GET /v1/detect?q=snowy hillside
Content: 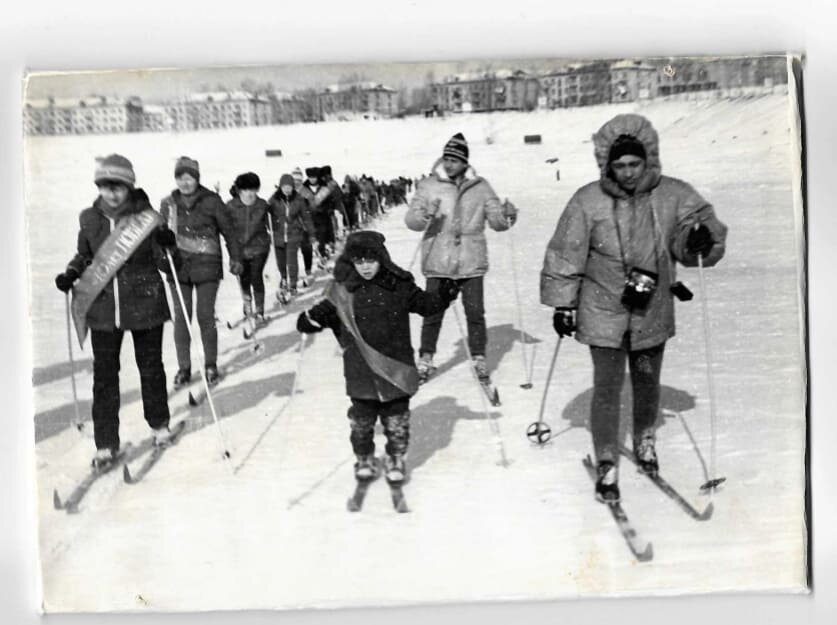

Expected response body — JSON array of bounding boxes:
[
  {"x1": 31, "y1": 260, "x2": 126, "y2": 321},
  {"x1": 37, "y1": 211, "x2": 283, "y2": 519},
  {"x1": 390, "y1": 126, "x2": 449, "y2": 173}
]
[{"x1": 24, "y1": 93, "x2": 806, "y2": 612}]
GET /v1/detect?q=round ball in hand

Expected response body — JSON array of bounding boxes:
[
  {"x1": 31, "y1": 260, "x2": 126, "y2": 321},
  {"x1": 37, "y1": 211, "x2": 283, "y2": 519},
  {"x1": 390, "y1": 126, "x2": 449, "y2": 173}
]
[{"x1": 526, "y1": 421, "x2": 552, "y2": 445}]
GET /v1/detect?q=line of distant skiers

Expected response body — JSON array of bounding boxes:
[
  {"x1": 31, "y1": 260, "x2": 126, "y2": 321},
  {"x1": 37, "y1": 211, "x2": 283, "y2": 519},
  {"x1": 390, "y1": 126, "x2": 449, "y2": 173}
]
[{"x1": 53, "y1": 153, "x2": 414, "y2": 471}]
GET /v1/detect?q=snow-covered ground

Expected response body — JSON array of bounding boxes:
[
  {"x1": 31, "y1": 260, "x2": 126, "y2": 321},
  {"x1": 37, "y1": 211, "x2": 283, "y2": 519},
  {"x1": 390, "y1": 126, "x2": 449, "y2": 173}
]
[{"x1": 24, "y1": 93, "x2": 806, "y2": 612}]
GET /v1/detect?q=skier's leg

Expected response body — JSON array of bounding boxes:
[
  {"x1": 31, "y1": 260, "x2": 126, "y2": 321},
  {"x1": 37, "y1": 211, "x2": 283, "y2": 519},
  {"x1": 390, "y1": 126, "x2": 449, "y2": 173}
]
[
  {"x1": 195, "y1": 280, "x2": 220, "y2": 371},
  {"x1": 629, "y1": 341, "x2": 666, "y2": 469},
  {"x1": 419, "y1": 277, "x2": 445, "y2": 358},
  {"x1": 461, "y1": 276, "x2": 487, "y2": 357},
  {"x1": 589, "y1": 344, "x2": 628, "y2": 466},
  {"x1": 169, "y1": 280, "x2": 194, "y2": 372},
  {"x1": 285, "y1": 241, "x2": 300, "y2": 289},
  {"x1": 300, "y1": 236, "x2": 313, "y2": 275},
  {"x1": 131, "y1": 324, "x2": 170, "y2": 431},
  {"x1": 348, "y1": 399, "x2": 376, "y2": 456},
  {"x1": 239, "y1": 257, "x2": 254, "y2": 315},
  {"x1": 249, "y1": 252, "x2": 268, "y2": 315},
  {"x1": 380, "y1": 398, "x2": 410, "y2": 459},
  {"x1": 90, "y1": 328, "x2": 124, "y2": 452}
]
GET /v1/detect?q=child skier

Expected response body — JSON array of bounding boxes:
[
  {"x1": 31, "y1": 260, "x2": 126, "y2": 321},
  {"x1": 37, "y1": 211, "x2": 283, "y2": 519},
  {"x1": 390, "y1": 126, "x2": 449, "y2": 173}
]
[
  {"x1": 268, "y1": 173, "x2": 315, "y2": 302},
  {"x1": 54, "y1": 154, "x2": 181, "y2": 469},
  {"x1": 226, "y1": 172, "x2": 270, "y2": 325},
  {"x1": 296, "y1": 231, "x2": 459, "y2": 485}
]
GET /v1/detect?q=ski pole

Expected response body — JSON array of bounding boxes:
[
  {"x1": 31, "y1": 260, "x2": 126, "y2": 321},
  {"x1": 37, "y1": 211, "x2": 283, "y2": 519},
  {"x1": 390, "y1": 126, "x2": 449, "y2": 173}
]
[
  {"x1": 527, "y1": 337, "x2": 562, "y2": 445},
  {"x1": 506, "y1": 209, "x2": 532, "y2": 389},
  {"x1": 407, "y1": 203, "x2": 438, "y2": 273},
  {"x1": 451, "y1": 302, "x2": 509, "y2": 467},
  {"x1": 166, "y1": 250, "x2": 232, "y2": 462},
  {"x1": 696, "y1": 252, "x2": 725, "y2": 494},
  {"x1": 64, "y1": 292, "x2": 85, "y2": 434}
]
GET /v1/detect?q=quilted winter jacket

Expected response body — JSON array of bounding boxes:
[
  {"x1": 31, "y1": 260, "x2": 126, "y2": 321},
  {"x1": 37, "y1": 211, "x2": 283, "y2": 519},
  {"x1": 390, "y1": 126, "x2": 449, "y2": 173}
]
[
  {"x1": 160, "y1": 186, "x2": 241, "y2": 284},
  {"x1": 404, "y1": 163, "x2": 512, "y2": 278},
  {"x1": 66, "y1": 190, "x2": 171, "y2": 332},
  {"x1": 540, "y1": 114, "x2": 728, "y2": 350},
  {"x1": 225, "y1": 196, "x2": 271, "y2": 259},
  {"x1": 268, "y1": 189, "x2": 315, "y2": 246}
]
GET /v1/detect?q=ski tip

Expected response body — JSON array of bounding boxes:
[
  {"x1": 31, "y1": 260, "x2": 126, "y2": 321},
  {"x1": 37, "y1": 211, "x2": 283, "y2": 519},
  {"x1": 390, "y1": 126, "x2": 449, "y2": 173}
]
[
  {"x1": 122, "y1": 464, "x2": 133, "y2": 484},
  {"x1": 188, "y1": 392, "x2": 198, "y2": 407},
  {"x1": 638, "y1": 543, "x2": 654, "y2": 562},
  {"x1": 519, "y1": 383, "x2": 533, "y2": 389},
  {"x1": 53, "y1": 489, "x2": 63, "y2": 510},
  {"x1": 699, "y1": 502, "x2": 715, "y2": 521}
]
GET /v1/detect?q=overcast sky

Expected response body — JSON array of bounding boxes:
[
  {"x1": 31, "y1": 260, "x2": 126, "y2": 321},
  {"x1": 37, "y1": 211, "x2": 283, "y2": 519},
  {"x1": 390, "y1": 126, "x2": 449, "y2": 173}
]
[{"x1": 24, "y1": 57, "x2": 596, "y2": 101}]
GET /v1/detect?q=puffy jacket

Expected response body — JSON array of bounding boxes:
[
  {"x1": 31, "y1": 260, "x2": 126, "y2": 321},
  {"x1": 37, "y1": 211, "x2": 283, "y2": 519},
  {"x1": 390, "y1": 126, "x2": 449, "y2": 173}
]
[
  {"x1": 268, "y1": 189, "x2": 315, "y2": 246},
  {"x1": 540, "y1": 114, "x2": 728, "y2": 350},
  {"x1": 226, "y1": 196, "x2": 270, "y2": 258},
  {"x1": 305, "y1": 257, "x2": 450, "y2": 401},
  {"x1": 66, "y1": 189, "x2": 171, "y2": 332},
  {"x1": 404, "y1": 162, "x2": 512, "y2": 278},
  {"x1": 160, "y1": 185, "x2": 241, "y2": 283}
]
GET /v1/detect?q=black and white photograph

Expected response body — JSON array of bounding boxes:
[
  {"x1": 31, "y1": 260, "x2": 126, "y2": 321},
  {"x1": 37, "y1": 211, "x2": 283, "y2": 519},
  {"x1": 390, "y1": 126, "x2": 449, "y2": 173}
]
[{"x1": 20, "y1": 50, "x2": 807, "y2": 612}]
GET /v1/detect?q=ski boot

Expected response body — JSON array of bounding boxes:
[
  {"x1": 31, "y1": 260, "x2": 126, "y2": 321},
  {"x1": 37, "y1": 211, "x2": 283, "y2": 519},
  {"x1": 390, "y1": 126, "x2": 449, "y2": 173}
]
[
  {"x1": 472, "y1": 355, "x2": 491, "y2": 384},
  {"x1": 205, "y1": 364, "x2": 221, "y2": 386},
  {"x1": 417, "y1": 353, "x2": 436, "y2": 385},
  {"x1": 91, "y1": 447, "x2": 119, "y2": 472},
  {"x1": 595, "y1": 461, "x2": 621, "y2": 504},
  {"x1": 242, "y1": 296, "x2": 253, "y2": 319},
  {"x1": 153, "y1": 425, "x2": 177, "y2": 448},
  {"x1": 173, "y1": 368, "x2": 191, "y2": 390},
  {"x1": 254, "y1": 312, "x2": 268, "y2": 329},
  {"x1": 634, "y1": 438, "x2": 659, "y2": 477},
  {"x1": 276, "y1": 279, "x2": 292, "y2": 305},
  {"x1": 384, "y1": 454, "x2": 407, "y2": 484},
  {"x1": 353, "y1": 454, "x2": 379, "y2": 480}
]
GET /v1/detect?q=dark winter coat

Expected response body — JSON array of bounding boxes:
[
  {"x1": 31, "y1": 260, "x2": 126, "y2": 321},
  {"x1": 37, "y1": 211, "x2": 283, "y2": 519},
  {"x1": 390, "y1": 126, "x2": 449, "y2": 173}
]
[
  {"x1": 225, "y1": 196, "x2": 271, "y2": 259},
  {"x1": 268, "y1": 189, "x2": 315, "y2": 246},
  {"x1": 66, "y1": 189, "x2": 171, "y2": 332},
  {"x1": 305, "y1": 259, "x2": 451, "y2": 402},
  {"x1": 540, "y1": 114, "x2": 728, "y2": 350},
  {"x1": 405, "y1": 161, "x2": 512, "y2": 279},
  {"x1": 160, "y1": 185, "x2": 241, "y2": 284}
]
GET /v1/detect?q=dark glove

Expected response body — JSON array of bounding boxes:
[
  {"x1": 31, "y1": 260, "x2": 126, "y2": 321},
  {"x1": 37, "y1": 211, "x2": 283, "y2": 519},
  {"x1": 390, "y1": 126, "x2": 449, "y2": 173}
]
[
  {"x1": 552, "y1": 308, "x2": 576, "y2": 338},
  {"x1": 54, "y1": 268, "x2": 79, "y2": 293},
  {"x1": 296, "y1": 311, "x2": 323, "y2": 333},
  {"x1": 229, "y1": 260, "x2": 244, "y2": 276},
  {"x1": 438, "y1": 278, "x2": 460, "y2": 303},
  {"x1": 154, "y1": 227, "x2": 177, "y2": 249},
  {"x1": 686, "y1": 224, "x2": 714, "y2": 257},
  {"x1": 502, "y1": 199, "x2": 518, "y2": 226}
]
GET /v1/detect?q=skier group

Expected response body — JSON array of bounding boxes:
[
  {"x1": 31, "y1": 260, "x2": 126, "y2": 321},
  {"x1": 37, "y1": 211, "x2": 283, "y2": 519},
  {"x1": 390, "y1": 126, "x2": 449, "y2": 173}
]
[{"x1": 53, "y1": 113, "x2": 727, "y2": 509}]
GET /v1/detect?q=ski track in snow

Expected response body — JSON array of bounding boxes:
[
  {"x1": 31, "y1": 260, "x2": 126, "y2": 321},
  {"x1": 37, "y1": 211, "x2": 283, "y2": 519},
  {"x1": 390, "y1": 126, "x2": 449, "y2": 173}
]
[{"x1": 26, "y1": 94, "x2": 807, "y2": 612}]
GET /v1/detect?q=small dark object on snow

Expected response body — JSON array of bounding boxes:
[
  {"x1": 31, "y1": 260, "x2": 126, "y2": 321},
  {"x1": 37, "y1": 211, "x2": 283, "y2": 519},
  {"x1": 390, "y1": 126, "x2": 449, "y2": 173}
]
[
  {"x1": 265, "y1": 149, "x2": 283, "y2": 157},
  {"x1": 545, "y1": 157, "x2": 559, "y2": 164},
  {"x1": 524, "y1": 134, "x2": 542, "y2": 144},
  {"x1": 700, "y1": 477, "x2": 727, "y2": 492},
  {"x1": 526, "y1": 421, "x2": 552, "y2": 445}
]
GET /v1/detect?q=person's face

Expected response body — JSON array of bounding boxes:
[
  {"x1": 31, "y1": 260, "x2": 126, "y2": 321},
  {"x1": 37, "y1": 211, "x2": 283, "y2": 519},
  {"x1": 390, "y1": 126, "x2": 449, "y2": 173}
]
[
  {"x1": 176, "y1": 173, "x2": 199, "y2": 195},
  {"x1": 281, "y1": 184, "x2": 294, "y2": 196},
  {"x1": 352, "y1": 258, "x2": 380, "y2": 280},
  {"x1": 97, "y1": 182, "x2": 131, "y2": 208},
  {"x1": 609, "y1": 155, "x2": 646, "y2": 193},
  {"x1": 307, "y1": 176, "x2": 319, "y2": 186},
  {"x1": 239, "y1": 188, "x2": 258, "y2": 205},
  {"x1": 442, "y1": 155, "x2": 467, "y2": 179}
]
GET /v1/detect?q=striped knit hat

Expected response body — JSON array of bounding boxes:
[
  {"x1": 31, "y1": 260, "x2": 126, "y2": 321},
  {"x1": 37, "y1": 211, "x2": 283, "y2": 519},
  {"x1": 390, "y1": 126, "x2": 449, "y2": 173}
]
[
  {"x1": 443, "y1": 132, "x2": 469, "y2": 163},
  {"x1": 94, "y1": 154, "x2": 136, "y2": 188}
]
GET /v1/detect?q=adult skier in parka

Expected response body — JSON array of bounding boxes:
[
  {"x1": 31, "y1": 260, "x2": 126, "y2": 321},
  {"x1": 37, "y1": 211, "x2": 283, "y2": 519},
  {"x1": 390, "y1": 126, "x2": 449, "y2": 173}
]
[{"x1": 540, "y1": 114, "x2": 727, "y2": 503}]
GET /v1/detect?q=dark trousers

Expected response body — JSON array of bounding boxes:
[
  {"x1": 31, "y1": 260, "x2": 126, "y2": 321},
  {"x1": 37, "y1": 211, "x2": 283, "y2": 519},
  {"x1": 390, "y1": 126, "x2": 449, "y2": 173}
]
[
  {"x1": 299, "y1": 235, "x2": 313, "y2": 274},
  {"x1": 348, "y1": 397, "x2": 410, "y2": 458},
  {"x1": 312, "y1": 213, "x2": 331, "y2": 257},
  {"x1": 589, "y1": 339, "x2": 666, "y2": 465},
  {"x1": 169, "y1": 280, "x2": 220, "y2": 370},
  {"x1": 90, "y1": 325, "x2": 170, "y2": 451},
  {"x1": 274, "y1": 241, "x2": 302, "y2": 286},
  {"x1": 239, "y1": 253, "x2": 268, "y2": 314},
  {"x1": 420, "y1": 276, "x2": 486, "y2": 358}
]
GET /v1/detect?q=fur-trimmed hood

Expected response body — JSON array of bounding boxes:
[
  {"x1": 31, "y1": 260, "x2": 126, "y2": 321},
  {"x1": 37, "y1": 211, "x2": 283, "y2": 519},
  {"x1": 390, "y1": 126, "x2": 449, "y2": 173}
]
[{"x1": 593, "y1": 114, "x2": 663, "y2": 198}]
